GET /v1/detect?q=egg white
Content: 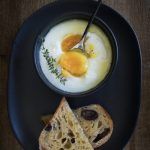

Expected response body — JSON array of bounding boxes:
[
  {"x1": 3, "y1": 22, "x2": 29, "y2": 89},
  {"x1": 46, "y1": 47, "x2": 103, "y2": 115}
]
[{"x1": 40, "y1": 19, "x2": 112, "y2": 93}]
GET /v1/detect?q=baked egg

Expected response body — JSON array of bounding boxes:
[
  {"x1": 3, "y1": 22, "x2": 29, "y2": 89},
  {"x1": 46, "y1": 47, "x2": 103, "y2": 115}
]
[{"x1": 40, "y1": 19, "x2": 112, "y2": 93}]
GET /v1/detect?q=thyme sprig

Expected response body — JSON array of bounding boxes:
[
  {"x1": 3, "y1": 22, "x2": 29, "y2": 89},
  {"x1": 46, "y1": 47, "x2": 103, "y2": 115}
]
[{"x1": 41, "y1": 38, "x2": 67, "y2": 85}]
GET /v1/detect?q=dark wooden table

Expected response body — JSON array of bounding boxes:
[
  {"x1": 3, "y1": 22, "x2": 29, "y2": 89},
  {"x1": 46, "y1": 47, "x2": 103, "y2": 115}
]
[{"x1": 0, "y1": 0, "x2": 150, "y2": 149}]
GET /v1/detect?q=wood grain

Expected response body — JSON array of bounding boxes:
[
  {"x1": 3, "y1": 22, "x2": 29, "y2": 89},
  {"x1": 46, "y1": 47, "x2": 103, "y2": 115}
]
[{"x1": 0, "y1": 0, "x2": 149, "y2": 149}]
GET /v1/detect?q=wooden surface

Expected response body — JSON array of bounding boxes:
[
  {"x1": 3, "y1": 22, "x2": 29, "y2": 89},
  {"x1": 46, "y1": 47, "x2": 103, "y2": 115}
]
[{"x1": 0, "y1": 0, "x2": 150, "y2": 149}]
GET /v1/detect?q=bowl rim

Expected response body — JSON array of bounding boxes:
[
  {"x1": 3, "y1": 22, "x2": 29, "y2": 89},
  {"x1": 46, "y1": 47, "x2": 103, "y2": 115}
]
[{"x1": 34, "y1": 12, "x2": 118, "y2": 97}]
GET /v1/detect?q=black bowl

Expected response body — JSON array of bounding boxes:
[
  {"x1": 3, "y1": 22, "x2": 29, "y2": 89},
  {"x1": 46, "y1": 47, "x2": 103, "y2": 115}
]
[{"x1": 34, "y1": 12, "x2": 118, "y2": 97}]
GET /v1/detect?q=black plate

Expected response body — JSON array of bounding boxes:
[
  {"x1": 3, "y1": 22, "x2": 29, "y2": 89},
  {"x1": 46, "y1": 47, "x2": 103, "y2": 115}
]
[{"x1": 8, "y1": 0, "x2": 141, "y2": 149}]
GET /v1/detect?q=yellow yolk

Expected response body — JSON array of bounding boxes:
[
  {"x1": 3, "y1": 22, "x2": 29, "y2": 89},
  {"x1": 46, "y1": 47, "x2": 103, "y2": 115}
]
[
  {"x1": 61, "y1": 34, "x2": 82, "y2": 52},
  {"x1": 61, "y1": 69, "x2": 71, "y2": 77},
  {"x1": 59, "y1": 51, "x2": 88, "y2": 76}
]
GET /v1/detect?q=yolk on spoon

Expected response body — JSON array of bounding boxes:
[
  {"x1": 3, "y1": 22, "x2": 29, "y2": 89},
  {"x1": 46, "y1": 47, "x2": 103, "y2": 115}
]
[
  {"x1": 61, "y1": 34, "x2": 82, "y2": 52},
  {"x1": 59, "y1": 51, "x2": 88, "y2": 77}
]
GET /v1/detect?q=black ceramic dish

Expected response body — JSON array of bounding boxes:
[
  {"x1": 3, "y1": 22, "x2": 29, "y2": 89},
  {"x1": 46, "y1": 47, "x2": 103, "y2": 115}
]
[
  {"x1": 34, "y1": 13, "x2": 118, "y2": 97},
  {"x1": 8, "y1": 0, "x2": 141, "y2": 150}
]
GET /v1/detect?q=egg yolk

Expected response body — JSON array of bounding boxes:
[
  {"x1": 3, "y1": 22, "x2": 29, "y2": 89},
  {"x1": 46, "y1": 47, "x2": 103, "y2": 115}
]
[
  {"x1": 61, "y1": 34, "x2": 82, "y2": 52},
  {"x1": 59, "y1": 51, "x2": 88, "y2": 76},
  {"x1": 61, "y1": 69, "x2": 71, "y2": 77}
]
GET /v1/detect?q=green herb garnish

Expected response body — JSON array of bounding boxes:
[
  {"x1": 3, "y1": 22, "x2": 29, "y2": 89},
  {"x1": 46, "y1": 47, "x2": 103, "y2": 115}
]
[{"x1": 41, "y1": 38, "x2": 67, "y2": 85}]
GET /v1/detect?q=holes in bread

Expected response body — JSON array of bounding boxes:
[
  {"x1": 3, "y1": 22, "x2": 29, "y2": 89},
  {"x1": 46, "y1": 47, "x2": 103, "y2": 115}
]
[
  {"x1": 71, "y1": 138, "x2": 75, "y2": 143},
  {"x1": 59, "y1": 148, "x2": 64, "y2": 150},
  {"x1": 93, "y1": 128, "x2": 110, "y2": 143},
  {"x1": 89, "y1": 136, "x2": 91, "y2": 139},
  {"x1": 81, "y1": 109, "x2": 98, "y2": 121},
  {"x1": 98, "y1": 121, "x2": 102, "y2": 128},
  {"x1": 64, "y1": 139, "x2": 72, "y2": 149},
  {"x1": 44, "y1": 123, "x2": 52, "y2": 132},
  {"x1": 68, "y1": 130, "x2": 74, "y2": 137},
  {"x1": 62, "y1": 138, "x2": 66, "y2": 143}
]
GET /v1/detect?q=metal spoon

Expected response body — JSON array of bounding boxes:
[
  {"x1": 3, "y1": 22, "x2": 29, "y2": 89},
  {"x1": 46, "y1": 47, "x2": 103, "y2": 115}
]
[{"x1": 72, "y1": 0, "x2": 102, "y2": 54}]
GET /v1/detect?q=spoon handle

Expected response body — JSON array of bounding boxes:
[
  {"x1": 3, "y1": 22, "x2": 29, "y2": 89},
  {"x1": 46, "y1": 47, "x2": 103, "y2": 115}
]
[{"x1": 81, "y1": 0, "x2": 102, "y2": 40}]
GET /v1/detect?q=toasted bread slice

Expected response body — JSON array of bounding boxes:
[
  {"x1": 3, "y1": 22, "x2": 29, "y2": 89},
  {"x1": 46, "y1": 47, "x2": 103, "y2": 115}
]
[
  {"x1": 42, "y1": 104, "x2": 113, "y2": 148},
  {"x1": 74, "y1": 104, "x2": 113, "y2": 148},
  {"x1": 39, "y1": 98, "x2": 94, "y2": 150}
]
